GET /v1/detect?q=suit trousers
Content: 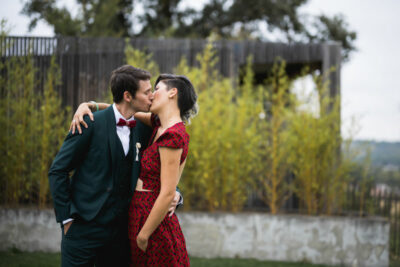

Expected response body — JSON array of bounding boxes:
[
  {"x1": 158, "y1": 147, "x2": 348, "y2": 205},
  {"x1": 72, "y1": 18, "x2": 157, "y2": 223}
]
[{"x1": 61, "y1": 216, "x2": 130, "y2": 267}]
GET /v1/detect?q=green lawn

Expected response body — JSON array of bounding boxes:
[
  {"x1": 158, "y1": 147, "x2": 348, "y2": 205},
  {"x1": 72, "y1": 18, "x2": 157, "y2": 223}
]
[
  {"x1": 0, "y1": 251, "x2": 329, "y2": 267},
  {"x1": 1, "y1": 250, "x2": 398, "y2": 267},
  {"x1": 190, "y1": 257, "x2": 328, "y2": 267}
]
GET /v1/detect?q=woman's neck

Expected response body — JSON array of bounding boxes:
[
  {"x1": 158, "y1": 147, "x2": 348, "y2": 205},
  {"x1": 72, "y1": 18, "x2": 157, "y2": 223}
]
[{"x1": 157, "y1": 108, "x2": 181, "y2": 129}]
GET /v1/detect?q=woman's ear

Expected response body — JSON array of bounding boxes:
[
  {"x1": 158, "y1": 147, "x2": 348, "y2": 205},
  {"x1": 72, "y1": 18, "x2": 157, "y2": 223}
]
[{"x1": 168, "y1": 87, "x2": 178, "y2": 98}]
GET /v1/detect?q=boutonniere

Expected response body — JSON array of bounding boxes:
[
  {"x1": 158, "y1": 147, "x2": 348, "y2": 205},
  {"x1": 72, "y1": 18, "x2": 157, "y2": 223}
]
[{"x1": 135, "y1": 142, "x2": 141, "y2": 161}]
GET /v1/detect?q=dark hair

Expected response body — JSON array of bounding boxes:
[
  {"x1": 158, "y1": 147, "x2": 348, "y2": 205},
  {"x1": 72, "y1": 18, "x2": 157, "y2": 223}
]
[
  {"x1": 110, "y1": 65, "x2": 151, "y2": 103},
  {"x1": 155, "y1": 74, "x2": 198, "y2": 123}
]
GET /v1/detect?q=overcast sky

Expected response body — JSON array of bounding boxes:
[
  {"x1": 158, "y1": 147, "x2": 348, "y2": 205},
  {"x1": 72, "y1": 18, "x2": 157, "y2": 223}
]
[{"x1": 1, "y1": 0, "x2": 399, "y2": 142}]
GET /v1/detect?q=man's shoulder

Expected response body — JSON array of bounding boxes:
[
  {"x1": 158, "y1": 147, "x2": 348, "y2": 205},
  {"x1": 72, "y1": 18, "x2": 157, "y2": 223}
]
[
  {"x1": 91, "y1": 107, "x2": 112, "y2": 125},
  {"x1": 93, "y1": 108, "x2": 109, "y2": 119}
]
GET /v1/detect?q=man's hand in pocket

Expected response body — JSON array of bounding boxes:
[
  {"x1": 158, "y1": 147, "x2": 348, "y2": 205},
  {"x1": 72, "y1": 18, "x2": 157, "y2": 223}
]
[{"x1": 64, "y1": 221, "x2": 73, "y2": 235}]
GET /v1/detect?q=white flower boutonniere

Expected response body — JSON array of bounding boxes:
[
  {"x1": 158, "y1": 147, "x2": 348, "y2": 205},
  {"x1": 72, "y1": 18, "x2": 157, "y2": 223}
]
[{"x1": 135, "y1": 142, "x2": 141, "y2": 161}]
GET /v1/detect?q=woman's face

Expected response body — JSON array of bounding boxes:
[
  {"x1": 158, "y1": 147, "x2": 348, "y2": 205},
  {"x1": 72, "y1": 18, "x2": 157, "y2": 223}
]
[{"x1": 150, "y1": 81, "x2": 169, "y2": 114}]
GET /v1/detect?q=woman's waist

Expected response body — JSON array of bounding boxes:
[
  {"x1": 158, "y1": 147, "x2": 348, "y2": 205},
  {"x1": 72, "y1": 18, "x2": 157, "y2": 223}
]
[{"x1": 130, "y1": 190, "x2": 158, "y2": 210}]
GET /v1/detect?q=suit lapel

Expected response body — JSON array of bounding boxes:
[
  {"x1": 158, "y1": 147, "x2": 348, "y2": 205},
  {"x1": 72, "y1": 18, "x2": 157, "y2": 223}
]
[
  {"x1": 105, "y1": 106, "x2": 118, "y2": 173},
  {"x1": 129, "y1": 127, "x2": 137, "y2": 156},
  {"x1": 130, "y1": 126, "x2": 136, "y2": 158},
  {"x1": 130, "y1": 124, "x2": 140, "y2": 195}
]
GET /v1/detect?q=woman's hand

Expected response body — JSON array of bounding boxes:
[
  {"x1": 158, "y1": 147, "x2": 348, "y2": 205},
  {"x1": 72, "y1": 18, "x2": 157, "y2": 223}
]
[
  {"x1": 168, "y1": 191, "x2": 181, "y2": 217},
  {"x1": 136, "y1": 232, "x2": 149, "y2": 252},
  {"x1": 69, "y1": 102, "x2": 94, "y2": 134}
]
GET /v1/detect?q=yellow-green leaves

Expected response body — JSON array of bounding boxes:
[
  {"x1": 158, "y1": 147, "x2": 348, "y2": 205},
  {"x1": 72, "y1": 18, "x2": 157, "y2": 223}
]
[{"x1": 0, "y1": 43, "x2": 70, "y2": 206}]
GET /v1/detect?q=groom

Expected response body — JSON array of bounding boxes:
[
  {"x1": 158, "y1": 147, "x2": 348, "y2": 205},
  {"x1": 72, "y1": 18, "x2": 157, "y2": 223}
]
[{"x1": 49, "y1": 65, "x2": 176, "y2": 266}]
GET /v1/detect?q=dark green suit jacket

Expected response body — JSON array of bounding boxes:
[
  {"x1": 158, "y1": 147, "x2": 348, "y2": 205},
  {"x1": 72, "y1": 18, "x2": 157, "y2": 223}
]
[{"x1": 48, "y1": 106, "x2": 152, "y2": 223}]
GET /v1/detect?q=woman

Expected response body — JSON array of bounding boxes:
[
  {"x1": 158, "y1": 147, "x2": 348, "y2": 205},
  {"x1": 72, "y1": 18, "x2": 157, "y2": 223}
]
[
  {"x1": 71, "y1": 74, "x2": 197, "y2": 266},
  {"x1": 129, "y1": 74, "x2": 197, "y2": 266}
]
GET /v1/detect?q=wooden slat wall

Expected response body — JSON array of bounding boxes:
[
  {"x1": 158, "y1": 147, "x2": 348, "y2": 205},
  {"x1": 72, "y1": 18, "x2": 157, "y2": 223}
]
[{"x1": 1, "y1": 36, "x2": 341, "y2": 109}]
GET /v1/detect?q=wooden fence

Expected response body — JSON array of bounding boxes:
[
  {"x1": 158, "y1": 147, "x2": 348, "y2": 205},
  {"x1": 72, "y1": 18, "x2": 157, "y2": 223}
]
[
  {"x1": 345, "y1": 185, "x2": 400, "y2": 261},
  {"x1": 1, "y1": 36, "x2": 341, "y2": 109}
]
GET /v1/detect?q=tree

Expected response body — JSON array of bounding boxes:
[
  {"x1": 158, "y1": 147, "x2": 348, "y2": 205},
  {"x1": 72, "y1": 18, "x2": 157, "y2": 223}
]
[
  {"x1": 22, "y1": 0, "x2": 133, "y2": 37},
  {"x1": 306, "y1": 14, "x2": 357, "y2": 62},
  {"x1": 137, "y1": 0, "x2": 182, "y2": 37},
  {"x1": 22, "y1": 0, "x2": 357, "y2": 60},
  {"x1": 175, "y1": 0, "x2": 306, "y2": 39},
  {"x1": 174, "y1": 0, "x2": 356, "y2": 61}
]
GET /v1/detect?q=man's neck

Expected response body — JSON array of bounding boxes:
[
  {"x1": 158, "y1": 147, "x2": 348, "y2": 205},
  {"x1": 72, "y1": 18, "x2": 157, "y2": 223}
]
[{"x1": 115, "y1": 102, "x2": 135, "y2": 120}]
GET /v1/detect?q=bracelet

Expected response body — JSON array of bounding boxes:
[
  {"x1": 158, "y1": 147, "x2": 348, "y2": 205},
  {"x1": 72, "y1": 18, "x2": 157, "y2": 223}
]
[{"x1": 89, "y1": 101, "x2": 99, "y2": 112}]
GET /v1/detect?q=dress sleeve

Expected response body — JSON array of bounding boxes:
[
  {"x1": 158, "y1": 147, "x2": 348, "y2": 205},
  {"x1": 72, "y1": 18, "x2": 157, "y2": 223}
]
[
  {"x1": 150, "y1": 113, "x2": 161, "y2": 128},
  {"x1": 157, "y1": 130, "x2": 185, "y2": 149}
]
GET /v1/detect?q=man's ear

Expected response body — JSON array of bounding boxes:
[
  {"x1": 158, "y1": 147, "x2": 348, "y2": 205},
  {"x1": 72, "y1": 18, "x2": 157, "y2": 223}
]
[
  {"x1": 168, "y1": 88, "x2": 178, "y2": 98},
  {"x1": 123, "y1": 91, "x2": 134, "y2": 102}
]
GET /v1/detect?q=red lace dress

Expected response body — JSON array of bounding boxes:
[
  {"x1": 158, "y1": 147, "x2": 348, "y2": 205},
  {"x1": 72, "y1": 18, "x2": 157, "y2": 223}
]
[{"x1": 128, "y1": 114, "x2": 190, "y2": 267}]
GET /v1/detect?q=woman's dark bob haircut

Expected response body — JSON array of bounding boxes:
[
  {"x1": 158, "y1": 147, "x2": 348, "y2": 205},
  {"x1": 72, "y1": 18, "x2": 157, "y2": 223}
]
[{"x1": 155, "y1": 74, "x2": 198, "y2": 122}]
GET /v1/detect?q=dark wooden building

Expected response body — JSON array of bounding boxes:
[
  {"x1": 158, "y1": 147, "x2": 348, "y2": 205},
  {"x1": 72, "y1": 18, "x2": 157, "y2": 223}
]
[{"x1": 1, "y1": 36, "x2": 341, "y2": 109}]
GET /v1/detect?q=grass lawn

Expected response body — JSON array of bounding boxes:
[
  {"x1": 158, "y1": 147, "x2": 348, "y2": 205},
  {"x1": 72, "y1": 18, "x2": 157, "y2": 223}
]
[
  {"x1": 0, "y1": 251, "x2": 330, "y2": 267},
  {"x1": 1, "y1": 250, "x2": 397, "y2": 266},
  {"x1": 190, "y1": 257, "x2": 328, "y2": 267}
]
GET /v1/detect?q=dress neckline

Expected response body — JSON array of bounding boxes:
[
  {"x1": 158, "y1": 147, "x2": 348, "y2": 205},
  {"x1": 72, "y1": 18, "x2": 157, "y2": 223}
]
[{"x1": 150, "y1": 121, "x2": 184, "y2": 146}]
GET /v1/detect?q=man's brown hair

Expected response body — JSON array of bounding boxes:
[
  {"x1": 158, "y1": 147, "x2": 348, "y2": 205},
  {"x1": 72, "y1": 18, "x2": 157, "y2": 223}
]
[{"x1": 110, "y1": 65, "x2": 151, "y2": 103}]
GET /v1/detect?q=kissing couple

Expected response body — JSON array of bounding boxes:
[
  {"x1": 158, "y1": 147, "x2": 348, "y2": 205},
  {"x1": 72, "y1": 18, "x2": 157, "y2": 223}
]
[{"x1": 49, "y1": 65, "x2": 198, "y2": 266}]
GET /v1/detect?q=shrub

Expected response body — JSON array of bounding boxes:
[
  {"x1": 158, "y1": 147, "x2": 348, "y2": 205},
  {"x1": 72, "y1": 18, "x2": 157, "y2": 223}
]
[{"x1": 0, "y1": 30, "x2": 70, "y2": 206}]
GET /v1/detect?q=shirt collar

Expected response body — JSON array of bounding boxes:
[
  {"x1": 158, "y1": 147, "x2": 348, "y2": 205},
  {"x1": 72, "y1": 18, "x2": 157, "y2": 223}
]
[{"x1": 112, "y1": 103, "x2": 135, "y2": 124}]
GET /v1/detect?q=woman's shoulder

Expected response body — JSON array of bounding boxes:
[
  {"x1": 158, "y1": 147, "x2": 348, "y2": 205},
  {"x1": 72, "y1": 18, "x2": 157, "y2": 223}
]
[
  {"x1": 168, "y1": 122, "x2": 189, "y2": 138},
  {"x1": 157, "y1": 123, "x2": 189, "y2": 148}
]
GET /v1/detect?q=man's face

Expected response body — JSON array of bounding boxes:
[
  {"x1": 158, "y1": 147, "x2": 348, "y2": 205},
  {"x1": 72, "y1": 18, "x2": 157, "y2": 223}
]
[{"x1": 131, "y1": 79, "x2": 153, "y2": 112}]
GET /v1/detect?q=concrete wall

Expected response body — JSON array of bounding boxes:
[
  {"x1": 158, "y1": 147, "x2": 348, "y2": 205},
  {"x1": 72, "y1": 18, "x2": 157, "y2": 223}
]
[
  {"x1": 179, "y1": 212, "x2": 389, "y2": 267},
  {"x1": 0, "y1": 209, "x2": 60, "y2": 252},
  {"x1": 0, "y1": 209, "x2": 389, "y2": 267}
]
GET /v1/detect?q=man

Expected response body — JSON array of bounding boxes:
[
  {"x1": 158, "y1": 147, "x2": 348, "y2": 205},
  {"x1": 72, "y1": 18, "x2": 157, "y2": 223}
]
[{"x1": 49, "y1": 65, "x2": 180, "y2": 266}]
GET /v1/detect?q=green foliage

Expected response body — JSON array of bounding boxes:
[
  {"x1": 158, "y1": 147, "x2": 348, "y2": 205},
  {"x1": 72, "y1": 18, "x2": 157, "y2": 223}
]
[
  {"x1": 22, "y1": 0, "x2": 133, "y2": 37},
  {"x1": 0, "y1": 33, "x2": 70, "y2": 206},
  {"x1": 255, "y1": 60, "x2": 293, "y2": 214},
  {"x1": 349, "y1": 148, "x2": 375, "y2": 215},
  {"x1": 36, "y1": 56, "x2": 71, "y2": 207},
  {"x1": 0, "y1": 36, "x2": 360, "y2": 212},
  {"x1": 0, "y1": 54, "x2": 37, "y2": 204},
  {"x1": 307, "y1": 14, "x2": 357, "y2": 62},
  {"x1": 173, "y1": 44, "x2": 265, "y2": 211},
  {"x1": 137, "y1": 0, "x2": 182, "y2": 37},
  {"x1": 287, "y1": 72, "x2": 351, "y2": 215},
  {"x1": 124, "y1": 43, "x2": 359, "y2": 213}
]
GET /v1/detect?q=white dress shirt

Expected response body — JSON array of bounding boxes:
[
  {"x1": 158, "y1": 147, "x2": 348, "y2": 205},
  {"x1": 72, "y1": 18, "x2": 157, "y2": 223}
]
[{"x1": 113, "y1": 103, "x2": 135, "y2": 155}]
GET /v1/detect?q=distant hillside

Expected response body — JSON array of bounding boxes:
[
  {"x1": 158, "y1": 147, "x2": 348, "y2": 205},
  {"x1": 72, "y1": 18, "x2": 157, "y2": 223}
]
[{"x1": 351, "y1": 140, "x2": 400, "y2": 167}]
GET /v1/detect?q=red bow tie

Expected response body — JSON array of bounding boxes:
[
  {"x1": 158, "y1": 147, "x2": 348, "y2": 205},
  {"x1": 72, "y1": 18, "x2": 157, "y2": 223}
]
[{"x1": 117, "y1": 118, "x2": 136, "y2": 128}]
